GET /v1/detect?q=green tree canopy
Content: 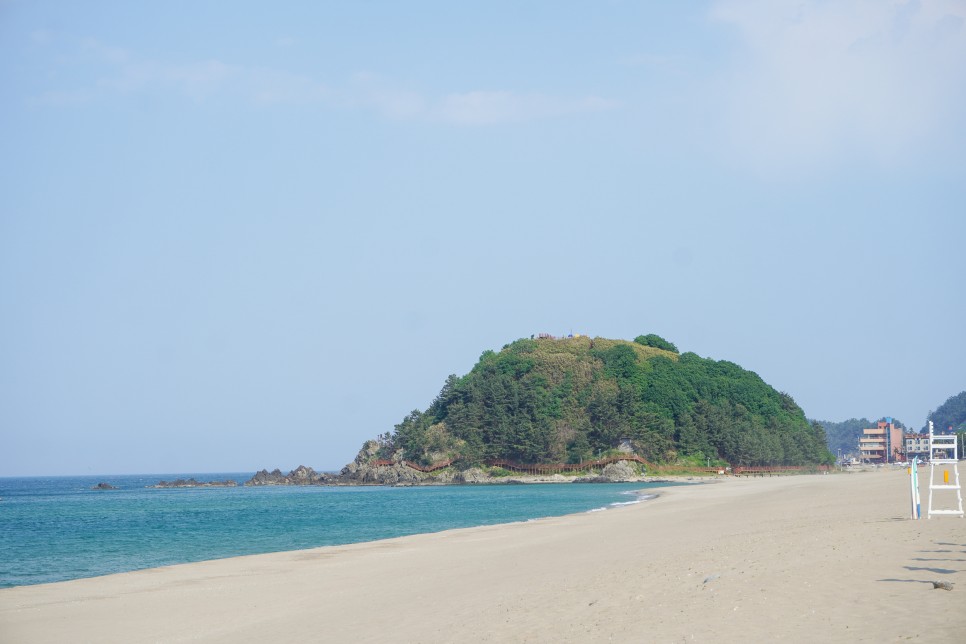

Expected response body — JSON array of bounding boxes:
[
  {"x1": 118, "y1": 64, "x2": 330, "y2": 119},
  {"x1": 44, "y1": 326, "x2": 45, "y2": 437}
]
[
  {"x1": 926, "y1": 391, "x2": 966, "y2": 433},
  {"x1": 634, "y1": 334, "x2": 678, "y2": 353},
  {"x1": 381, "y1": 336, "x2": 832, "y2": 467}
]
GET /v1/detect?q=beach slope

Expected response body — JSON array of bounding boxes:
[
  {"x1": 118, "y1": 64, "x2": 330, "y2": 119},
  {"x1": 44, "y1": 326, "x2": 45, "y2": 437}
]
[{"x1": 2, "y1": 469, "x2": 964, "y2": 642}]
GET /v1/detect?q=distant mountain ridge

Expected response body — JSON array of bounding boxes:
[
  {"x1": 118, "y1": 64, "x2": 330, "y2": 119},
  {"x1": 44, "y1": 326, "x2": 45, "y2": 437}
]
[
  {"x1": 376, "y1": 335, "x2": 833, "y2": 468},
  {"x1": 812, "y1": 417, "x2": 907, "y2": 460},
  {"x1": 815, "y1": 391, "x2": 966, "y2": 460},
  {"x1": 925, "y1": 391, "x2": 966, "y2": 433}
]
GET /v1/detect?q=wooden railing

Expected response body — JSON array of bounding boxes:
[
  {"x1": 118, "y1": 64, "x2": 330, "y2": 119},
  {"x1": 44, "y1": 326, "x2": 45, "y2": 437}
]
[
  {"x1": 370, "y1": 458, "x2": 455, "y2": 473},
  {"x1": 484, "y1": 454, "x2": 650, "y2": 475},
  {"x1": 732, "y1": 465, "x2": 831, "y2": 476},
  {"x1": 369, "y1": 456, "x2": 831, "y2": 477},
  {"x1": 369, "y1": 455, "x2": 650, "y2": 475}
]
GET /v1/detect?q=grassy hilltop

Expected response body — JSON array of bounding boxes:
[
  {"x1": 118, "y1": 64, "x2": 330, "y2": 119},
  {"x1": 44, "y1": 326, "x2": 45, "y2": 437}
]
[{"x1": 380, "y1": 335, "x2": 834, "y2": 468}]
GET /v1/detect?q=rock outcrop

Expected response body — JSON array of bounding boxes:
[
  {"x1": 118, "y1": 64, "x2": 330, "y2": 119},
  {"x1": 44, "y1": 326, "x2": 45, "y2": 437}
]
[
  {"x1": 249, "y1": 445, "x2": 646, "y2": 487},
  {"x1": 245, "y1": 465, "x2": 329, "y2": 486},
  {"x1": 601, "y1": 460, "x2": 638, "y2": 481},
  {"x1": 454, "y1": 468, "x2": 489, "y2": 484},
  {"x1": 91, "y1": 482, "x2": 118, "y2": 490},
  {"x1": 335, "y1": 441, "x2": 428, "y2": 485},
  {"x1": 573, "y1": 461, "x2": 640, "y2": 483},
  {"x1": 342, "y1": 460, "x2": 426, "y2": 486}
]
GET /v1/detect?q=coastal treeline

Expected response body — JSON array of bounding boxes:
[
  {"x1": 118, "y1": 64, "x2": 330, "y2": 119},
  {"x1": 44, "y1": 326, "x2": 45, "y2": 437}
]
[
  {"x1": 382, "y1": 336, "x2": 833, "y2": 468},
  {"x1": 813, "y1": 417, "x2": 907, "y2": 460},
  {"x1": 925, "y1": 390, "x2": 966, "y2": 433}
]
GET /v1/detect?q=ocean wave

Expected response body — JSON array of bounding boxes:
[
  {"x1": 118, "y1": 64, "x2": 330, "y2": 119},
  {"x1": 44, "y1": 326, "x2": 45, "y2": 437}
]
[
  {"x1": 586, "y1": 492, "x2": 658, "y2": 513},
  {"x1": 612, "y1": 491, "x2": 658, "y2": 509}
]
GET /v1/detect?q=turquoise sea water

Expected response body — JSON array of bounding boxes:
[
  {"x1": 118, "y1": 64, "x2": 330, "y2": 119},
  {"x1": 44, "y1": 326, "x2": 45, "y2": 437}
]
[{"x1": 0, "y1": 474, "x2": 673, "y2": 588}]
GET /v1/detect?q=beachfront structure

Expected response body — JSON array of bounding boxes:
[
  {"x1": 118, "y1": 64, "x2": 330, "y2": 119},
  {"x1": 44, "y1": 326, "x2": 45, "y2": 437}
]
[
  {"x1": 926, "y1": 421, "x2": 963, "y2": 518},
  {"x1": 858, "y1": 418, "x2": 904, "y2": 463},
  {"x1": 905, "y1": 433, "x2": 931, "y2": 459}
]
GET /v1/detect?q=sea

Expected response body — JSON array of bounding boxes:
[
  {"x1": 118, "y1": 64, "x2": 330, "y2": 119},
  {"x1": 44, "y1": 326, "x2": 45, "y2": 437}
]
[{"x1": 0, "y1": 474, "x2": 674, "y2": 588}]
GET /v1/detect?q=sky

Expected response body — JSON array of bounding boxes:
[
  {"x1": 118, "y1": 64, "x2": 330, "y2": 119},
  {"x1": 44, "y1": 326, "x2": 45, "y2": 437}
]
[{"x1": 1, "y1": 0, "x2": 964, "y2": 476}]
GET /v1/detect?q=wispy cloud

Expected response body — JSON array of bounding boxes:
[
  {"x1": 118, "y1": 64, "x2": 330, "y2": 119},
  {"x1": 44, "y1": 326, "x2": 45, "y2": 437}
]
[
  {"x1": 709, "y1": 0, "x2": 966, "y2": 169},
  {"x1": 28, "y1": 38, "x2": 618, "y2": 125}
]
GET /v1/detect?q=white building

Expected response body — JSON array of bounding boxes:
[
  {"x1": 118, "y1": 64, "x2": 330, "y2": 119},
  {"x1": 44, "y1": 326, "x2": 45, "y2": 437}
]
[{"x1": 905, "y1": 433, "x2": 930, "y2": 458}]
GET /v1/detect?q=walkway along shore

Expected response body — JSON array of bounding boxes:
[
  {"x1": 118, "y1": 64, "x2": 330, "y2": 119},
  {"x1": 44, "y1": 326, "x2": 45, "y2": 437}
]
[{"x1": 369, "y1": 453, "x2": 831, "y2": 476}]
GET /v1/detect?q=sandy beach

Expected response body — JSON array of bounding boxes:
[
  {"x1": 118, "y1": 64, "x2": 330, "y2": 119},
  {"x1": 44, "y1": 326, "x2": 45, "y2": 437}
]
[{"x1": 2, "y1": 468, "x2": 964, "y2": 643}]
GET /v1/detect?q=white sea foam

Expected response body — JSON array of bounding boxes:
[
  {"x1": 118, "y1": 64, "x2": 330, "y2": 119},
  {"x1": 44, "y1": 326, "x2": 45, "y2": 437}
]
[
  {"x1": 609, "y1": 492, "x2": 657, "y2": 508},
  {"x1": 587, "y1": 491, "x2": 659, "y2": 513}
]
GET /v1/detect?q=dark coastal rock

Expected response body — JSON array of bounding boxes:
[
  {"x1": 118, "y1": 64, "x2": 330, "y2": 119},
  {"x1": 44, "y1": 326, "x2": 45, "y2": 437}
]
[
  {"x1": 572, "y1": 475, "x2": 611, "y2": 483},
  {"x1": 289, "y1": 464, "x2": 325, "y2": 483},
  {"x1": 247, "y1": 468, "x2": 288, "y2": 485},
  {"x1": 252, "y1": 442, "x2": 648, "y2": 488},
  {"x1": 338, "y1": 440, "x2": 381, "y2": 479},
  {"x1": 91, "y1": 482, "x2": 118, "y2": 490},
  {"x1": 245, "y1": 465, "x2": 329, "y2": 486},
  {"x1": 454, "y1": 468, "x2": 489, "y2": 484},
  {"x1": 601, "y1": 461, "x2": 638, "y2": 481},
  {"x1": 152, "y1": 478, "x2": 238, "y2": 488},
  {"x1": 571, "y1": 461, "x2": 640, "y2": 483},
  {"x1": 250, "y1": 442, "x2": 448, "y2": 487},
  {"x1": 337, "y1": 442, "x2": 432, "y2": 486},
  {"x1": 344, "y1": 461, "x2": 425, "y2": 486}
]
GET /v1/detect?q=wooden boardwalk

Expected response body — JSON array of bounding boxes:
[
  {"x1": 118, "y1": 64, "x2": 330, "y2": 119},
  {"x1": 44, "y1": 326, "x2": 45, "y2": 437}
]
[
  {"x1": 732, "y1": 465, "x2": 831, "y2": 476},
  {"x1": 369, "y1": 455, "x2": 648, "y2": 475},
  {"x1": 484, "y1": 454, "x2": 650, "y2": 475},
  {"x1": 369, "y1": 456, "x2": 831, "y2": 477},
  {"x1": 370, "y1": 458, "x2": 455, "y2": 473}
]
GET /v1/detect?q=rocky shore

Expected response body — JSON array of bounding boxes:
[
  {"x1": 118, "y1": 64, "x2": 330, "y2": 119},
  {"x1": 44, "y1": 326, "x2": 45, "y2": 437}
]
[
  {"x1": 247, "y1": 465, "x2": 331, "y2": 486},
  {"x1": 245, "y1": 441, "x2": 651, "y2": 487}
]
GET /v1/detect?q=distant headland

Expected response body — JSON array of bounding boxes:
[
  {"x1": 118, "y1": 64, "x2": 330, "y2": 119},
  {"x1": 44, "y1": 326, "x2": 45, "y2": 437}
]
[{"x1": 243, "y1": 334, "x2": 834, "y2": 486}]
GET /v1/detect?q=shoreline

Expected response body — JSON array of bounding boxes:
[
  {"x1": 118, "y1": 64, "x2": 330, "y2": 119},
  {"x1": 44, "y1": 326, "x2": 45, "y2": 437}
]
[
  {"x1": 2, "y1": 469, "x2": 964, "y2": 642},
  {"x1": 1, "y1": 479, "x2": 672, "y2": 589}
]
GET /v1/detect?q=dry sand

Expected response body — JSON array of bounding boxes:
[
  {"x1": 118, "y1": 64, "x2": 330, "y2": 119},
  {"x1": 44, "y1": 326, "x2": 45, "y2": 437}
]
[{"x1": 2, "y1": 468, "x2": 965, "y2": 643}]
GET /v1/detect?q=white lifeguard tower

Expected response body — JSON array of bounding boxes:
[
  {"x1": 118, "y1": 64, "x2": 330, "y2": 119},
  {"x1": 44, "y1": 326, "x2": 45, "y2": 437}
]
[{"x1": 927, "y1": 421, "x2": 963, "y2": 519}]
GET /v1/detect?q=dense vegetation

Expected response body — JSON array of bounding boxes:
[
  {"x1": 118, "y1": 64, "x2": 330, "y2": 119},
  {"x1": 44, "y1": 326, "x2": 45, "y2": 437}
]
[
  {"x1": 381, "y1": 336, "x2": 833, "y2": 468},
  {"x1": 925, "y1": 391, "x2": 966, "y2": 433}
]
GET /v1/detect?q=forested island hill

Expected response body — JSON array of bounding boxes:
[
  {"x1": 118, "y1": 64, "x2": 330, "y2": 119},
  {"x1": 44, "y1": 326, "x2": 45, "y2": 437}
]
[{"x1": 252, "y1": 334, "x2": 834, "y2": 485}]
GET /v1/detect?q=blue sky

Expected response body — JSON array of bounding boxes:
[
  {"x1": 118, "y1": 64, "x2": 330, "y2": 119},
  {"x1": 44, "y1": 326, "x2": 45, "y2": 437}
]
[{"x1": 2, "y1": 1, "x2": 964, "y2": 476}]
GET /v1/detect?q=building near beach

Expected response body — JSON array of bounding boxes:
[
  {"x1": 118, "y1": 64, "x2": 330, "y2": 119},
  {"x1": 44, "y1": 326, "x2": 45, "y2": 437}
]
[
  {"x1": 858, "y1": 418, "x2": 904, "y2": 463},
  {"x1": 904, "y1": 433, "x2": 930, "y2": 459}
]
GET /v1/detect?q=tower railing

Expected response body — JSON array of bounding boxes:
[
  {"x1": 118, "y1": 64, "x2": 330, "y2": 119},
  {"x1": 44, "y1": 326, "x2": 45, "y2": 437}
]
[{"x1": 927, "y1": 421, "x2": 963, "y2": 519}]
